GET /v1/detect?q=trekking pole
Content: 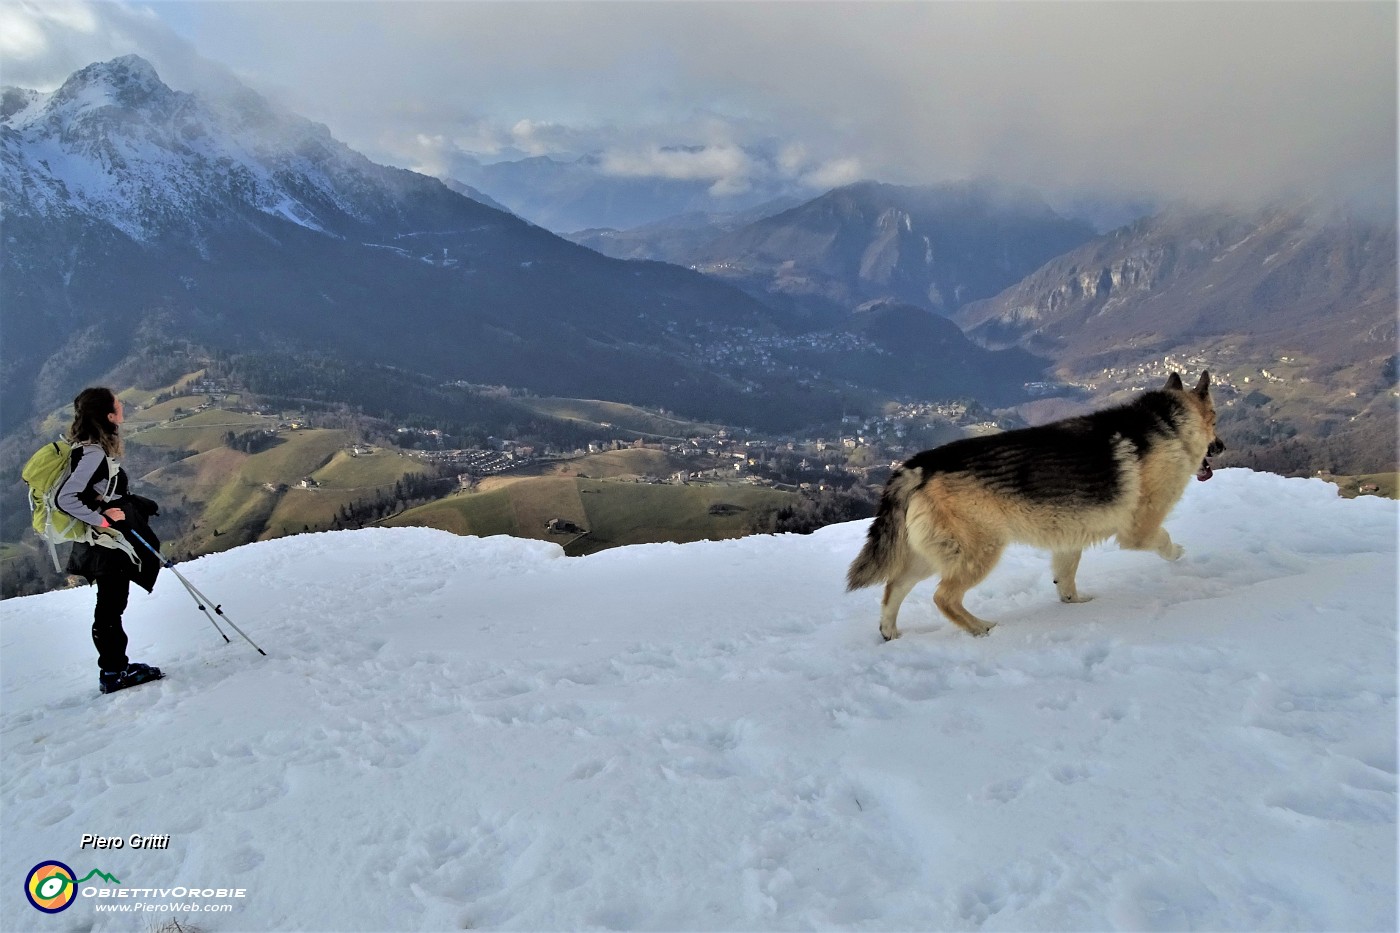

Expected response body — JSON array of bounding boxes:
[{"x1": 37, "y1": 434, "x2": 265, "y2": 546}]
[
  {"x1": 111, "y1": 533, "x2": 230, "y2": 643},
  {"x1": 127, "y1": 530, "x2": 267, "y2": 656},
  {"x1": 158, "y1": 558, "x2": 231, "y2": 644},
  {"x1": 102, "y1": 522, "x2": 228, "y2": 643}
]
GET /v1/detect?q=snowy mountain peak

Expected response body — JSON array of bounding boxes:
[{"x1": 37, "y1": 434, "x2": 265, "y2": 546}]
[
  {"x1": 57, "y1": 54, "x2": 166, "y2": 103},
  {"x1": 6, "y1": 55, "x2": 184, "y2": 135},
  {"x1": 1, "y1": 55, "x2": 482, "y2": 243}
]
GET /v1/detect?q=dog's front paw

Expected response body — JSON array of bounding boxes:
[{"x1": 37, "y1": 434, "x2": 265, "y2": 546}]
[
  {"x1": 1161, "y1": 543, "x2": 1185, "y2": 561},
  {"x1": 1060, "y1": 593, "x2": 1094, "y2": 604},
  {"x1": 880, "y1": 626, "x2": 901, "y2": 642}
]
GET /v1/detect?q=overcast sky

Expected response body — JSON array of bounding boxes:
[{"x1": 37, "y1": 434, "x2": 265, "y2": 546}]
[{"x1": 3, "y1": 1, "x2": 1395, "y2": 214}]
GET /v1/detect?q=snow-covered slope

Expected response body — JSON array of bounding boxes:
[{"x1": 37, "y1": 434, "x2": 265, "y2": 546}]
[{"x1": 2, "y1": 470, "x2": 1395, "y2": 930}]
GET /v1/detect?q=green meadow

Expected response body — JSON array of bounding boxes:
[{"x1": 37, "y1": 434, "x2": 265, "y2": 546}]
[
  {"x1": 388, "y1": 471, "x2": 794, "y2": 554},
  {"x1": 520, "y1": 397, "x2": 723, "y2": 439}
]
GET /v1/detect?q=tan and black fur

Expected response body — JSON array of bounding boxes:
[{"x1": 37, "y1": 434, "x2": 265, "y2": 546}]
[{"x1": 848, "y1": 372, "x2": 1225, "y2": 641}]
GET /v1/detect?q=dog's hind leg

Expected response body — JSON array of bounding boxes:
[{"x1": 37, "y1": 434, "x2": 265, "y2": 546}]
[
  {"x1": 933, "y1": 548, "x2": 1003, "y2": 637},
  {"x1": 1052, "y1": 549, "x2": 1093, "y2": 603}
]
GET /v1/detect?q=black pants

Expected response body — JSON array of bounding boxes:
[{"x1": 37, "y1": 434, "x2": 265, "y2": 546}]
[{"x1": 93, "y1": 574, "x2": 130, "y2": 673}]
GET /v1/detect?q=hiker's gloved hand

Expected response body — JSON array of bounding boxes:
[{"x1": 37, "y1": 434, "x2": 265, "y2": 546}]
[
  {"x1": 127, "y1": 495, "x2": 160, "y2": 518},
  {"x1": 100, "y1": 507, "x2": 126, "y2": 526}
]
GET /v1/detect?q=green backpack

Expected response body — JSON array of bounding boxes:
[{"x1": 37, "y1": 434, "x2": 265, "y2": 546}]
[{"x1": 21, "y1": 439, "x2": 116, "y2": 571}]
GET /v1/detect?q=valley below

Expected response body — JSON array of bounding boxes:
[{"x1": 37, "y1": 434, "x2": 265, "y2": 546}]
[{"x1": 4, "y1": 350, "x2": 1392, "y2": 600}]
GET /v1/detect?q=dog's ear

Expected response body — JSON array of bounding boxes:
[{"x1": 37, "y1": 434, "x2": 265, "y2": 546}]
[
  {"x1": 1193, "y1": 371, "x2": 1211, "y2": 397},
  {"x1": 1164, "y1": 373, "x2": 1184, "y2": 391}
]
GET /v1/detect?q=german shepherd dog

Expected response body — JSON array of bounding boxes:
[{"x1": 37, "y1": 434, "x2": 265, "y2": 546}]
[{"x1": 848, "y1": 372, "x2": 1225, "y2": 641}]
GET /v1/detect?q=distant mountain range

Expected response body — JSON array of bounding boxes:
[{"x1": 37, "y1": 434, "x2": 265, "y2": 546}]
[
  {"x1": 0, "y1": 57, "x2": 1044, "y2": 438},
  {"x1": 563, "y1": 174, "x2": 1396, "y2": 473},
  {"x1": 446, "y1": 149, "x2": 809, "y2": 232},
  {"x1": 566, "y1": 197, "x2": 804, "y2": 261},
  {"x1": 0, "y1": 58, "x2": 801, "y2": 429},
  {"x1": 572, "y1": 181, "x2": 1099, "y2": 319},
  {"x1": 4, "y1": 56, "x2": 1393, "y2": 478}
]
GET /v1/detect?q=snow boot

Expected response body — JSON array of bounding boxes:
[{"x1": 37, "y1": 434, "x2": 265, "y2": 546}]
[{"x1": 99, "y1": 663, "x2": 164, "y2": 694}]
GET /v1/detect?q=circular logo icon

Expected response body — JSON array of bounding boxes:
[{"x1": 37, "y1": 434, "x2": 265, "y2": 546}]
[{"x1": 25, "y1": 861, "x2": 77, "y2": 913}]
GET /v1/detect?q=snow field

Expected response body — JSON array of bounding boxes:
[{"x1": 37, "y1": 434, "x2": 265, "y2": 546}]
[{"x1": 1, "y1": 469, "x2": 1395, "y2": 931}]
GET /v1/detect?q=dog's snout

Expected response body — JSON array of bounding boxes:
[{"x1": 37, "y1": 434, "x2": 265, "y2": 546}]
[{"x1": 1208, "y1": 438, "x2": 1226, "y2": 456}]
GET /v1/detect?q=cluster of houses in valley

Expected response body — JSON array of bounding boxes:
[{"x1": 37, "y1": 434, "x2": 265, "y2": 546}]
[
  {"x1": 389, "y1": 426, "x2": 907, "y2": 494},
  {"x1": 1079, "y1": 354, "x2": 1243, "y2": 395},
  {"x1": 406, "y1": 446, "x2": 529, "y2": 479},
  {"x1": 683, "y1": 328, "x2": 885, "y2": 371},
  {"x1": 379, "y1": 386, "x2": 1054, "y2": 495},
  {"x1": 864, "y1": 400, "x2": 1007, "y2": 437},
  {"x1": 662, "y1": 321, "x2": 886, "y2": 383}
]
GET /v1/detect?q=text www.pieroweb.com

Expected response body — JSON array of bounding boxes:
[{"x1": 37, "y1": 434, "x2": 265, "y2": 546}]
[{"x1": 87, "y1": 887, "x2": 245, "y2": 914}]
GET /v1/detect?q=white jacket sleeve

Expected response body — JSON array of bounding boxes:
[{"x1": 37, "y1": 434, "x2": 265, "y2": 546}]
[{"x1": 55, "y1": 445, "x2": 109, "y2": 527}]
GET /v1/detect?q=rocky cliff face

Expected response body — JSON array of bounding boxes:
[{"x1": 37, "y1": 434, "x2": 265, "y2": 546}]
[{"x1": 957, "y1": 205, "x2": 1396, "y2": 372}]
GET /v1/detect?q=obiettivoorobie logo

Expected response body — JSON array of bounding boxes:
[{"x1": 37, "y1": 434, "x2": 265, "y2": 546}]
[{"x1": 24, "y1": 861, "x2": 120, "y2": 913}]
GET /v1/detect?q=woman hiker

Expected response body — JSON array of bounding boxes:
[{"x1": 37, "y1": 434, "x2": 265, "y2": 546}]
[{"x1": 57, "y1": 387, "x2": 165, "y2": 694}]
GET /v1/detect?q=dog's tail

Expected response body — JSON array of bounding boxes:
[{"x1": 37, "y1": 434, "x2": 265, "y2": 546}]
[{"x1": 846, "y1": 465, "x2": 922, "y2": 590}]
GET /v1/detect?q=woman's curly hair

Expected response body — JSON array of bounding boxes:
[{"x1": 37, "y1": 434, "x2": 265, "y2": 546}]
[{"x1": 68, "y1": 387, "x2": 123, "y2": 458}]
